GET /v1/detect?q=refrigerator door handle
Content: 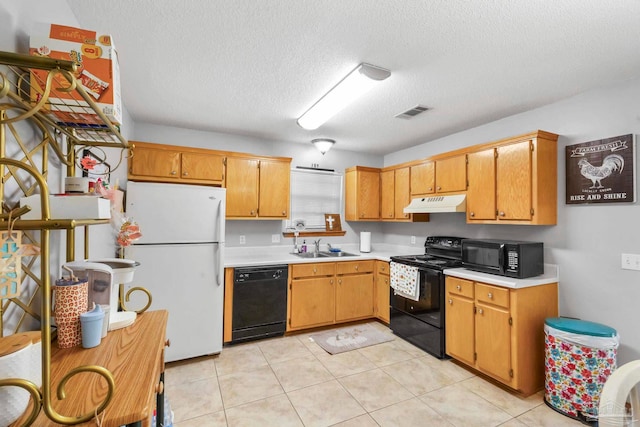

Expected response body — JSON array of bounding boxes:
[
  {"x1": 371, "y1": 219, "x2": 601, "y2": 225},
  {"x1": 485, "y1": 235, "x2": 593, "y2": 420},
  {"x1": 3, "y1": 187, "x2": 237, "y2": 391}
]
[{"x1": 213, "y1": 243, "x2": 221, "y2": 287}]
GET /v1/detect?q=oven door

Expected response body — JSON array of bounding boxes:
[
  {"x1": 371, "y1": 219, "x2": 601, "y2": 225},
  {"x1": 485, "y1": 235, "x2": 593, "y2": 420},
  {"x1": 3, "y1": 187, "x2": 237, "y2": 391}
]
[
  {"x1": 389, "y1": 266, "x2": 446, "y2": 359},
  {"x1": 390, "y1": 267, "x2": 442, "y2": 328}
]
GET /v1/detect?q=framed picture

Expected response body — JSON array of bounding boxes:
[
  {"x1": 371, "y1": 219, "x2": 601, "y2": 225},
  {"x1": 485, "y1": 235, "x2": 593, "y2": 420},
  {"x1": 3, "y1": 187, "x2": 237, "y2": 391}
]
[
  {"x1": 324, "y1": 213, "x2": 342, "y2": 231},
  {"x1": 81, "y1": 149, "x2": 111, "y2": 182},
  {"x1": 565, "y1": 134, "x2": 636, "y2": 204}
]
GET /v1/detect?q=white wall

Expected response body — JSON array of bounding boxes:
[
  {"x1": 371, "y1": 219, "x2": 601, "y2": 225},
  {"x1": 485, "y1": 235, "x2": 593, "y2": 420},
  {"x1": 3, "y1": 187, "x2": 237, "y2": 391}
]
[
  {"x1": 383, "y1": 77, "x2": 640, "y2": 363},
  {"x1": 132, "y1": 122, "x2": 385, "y2": 248}
]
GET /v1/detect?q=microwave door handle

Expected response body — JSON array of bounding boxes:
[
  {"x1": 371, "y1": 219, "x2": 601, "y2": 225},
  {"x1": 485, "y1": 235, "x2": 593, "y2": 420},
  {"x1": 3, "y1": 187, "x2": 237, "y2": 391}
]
[{"x1": 498, "y1": 244, "x2": 506, "y2": 274}]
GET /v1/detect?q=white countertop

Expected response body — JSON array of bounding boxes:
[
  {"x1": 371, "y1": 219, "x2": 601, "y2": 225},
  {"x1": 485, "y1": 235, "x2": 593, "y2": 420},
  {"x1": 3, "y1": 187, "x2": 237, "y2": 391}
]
[
  {"x1": 444, "y1": 264, "x2": 559, "y2": 289},
  {"x1": 224, "y1": 243, "x2": 420, "y2": 268}
]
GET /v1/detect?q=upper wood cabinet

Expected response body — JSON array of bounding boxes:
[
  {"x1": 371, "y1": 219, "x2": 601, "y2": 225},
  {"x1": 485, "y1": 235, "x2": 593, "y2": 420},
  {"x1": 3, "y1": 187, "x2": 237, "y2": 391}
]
[
  {"x1": 381, "y1": 167, "x2": 413, "y2": 221},
  {"x1": 410, "y1": 155, "x2": 466, "y2": 196},
  {"x1": 410, "y1": 161, "x2": 435, "y2": 196},
  {"x1": 367, "y1": 166, "x2": 429, "y2": 223},
  {"x1": 225, "y1": 157, "x2": 259, "y2": 217},
  {"x1": 466, "y1": 148, "x2": 497, "y2": 221},
  {"x1": 345, "y1": 166, "x2": 380, "y2": 221},
  {"x1": 226, "y1": 156, "x2": 291, "y2": 219},
  {"x1": 435, "y1": 155, "x2": 467, "y2": 193},
  {"x1": 129, "y1": 141, "x2": 225, "y2": 186},
  {"x1": 466, "y1": 131, "x2": 558, "y2": 224}
]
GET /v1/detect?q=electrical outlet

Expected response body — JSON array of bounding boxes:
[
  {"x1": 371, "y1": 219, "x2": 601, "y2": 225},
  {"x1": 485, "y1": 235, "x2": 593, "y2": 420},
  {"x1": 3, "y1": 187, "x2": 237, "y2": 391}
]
[
  {"x1": 621, "y1": 253, "x2": 640, "y2": 271},
  {"x1": 239, "y1": 235, "x2": 246, "y2": 245},
  {"x1": 272, "y1": 234, "x2": 280, "y2": 243},
  {"x1": 411, "y1": 236, "x2": 416, "y2": 244}
]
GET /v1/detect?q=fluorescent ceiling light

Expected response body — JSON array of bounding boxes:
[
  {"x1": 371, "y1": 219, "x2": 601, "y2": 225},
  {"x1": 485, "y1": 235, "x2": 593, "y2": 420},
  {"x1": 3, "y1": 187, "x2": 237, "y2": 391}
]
[
  {"x1": 297, "y1": 63, "x2": 391, "y2": 130},
  {"x1": 311, "y1": 138, "x2": 335, "y2": 155}
]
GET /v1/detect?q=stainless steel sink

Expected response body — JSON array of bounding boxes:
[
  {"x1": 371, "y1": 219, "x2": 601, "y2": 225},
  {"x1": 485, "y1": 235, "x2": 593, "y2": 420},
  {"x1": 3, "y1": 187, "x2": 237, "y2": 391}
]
[
  {"x1": 293, "y1": 252, "x2": 330, "y2": 258},
  {"x1": 319, "y1": 251, "x2": 359, "y2": 257}
]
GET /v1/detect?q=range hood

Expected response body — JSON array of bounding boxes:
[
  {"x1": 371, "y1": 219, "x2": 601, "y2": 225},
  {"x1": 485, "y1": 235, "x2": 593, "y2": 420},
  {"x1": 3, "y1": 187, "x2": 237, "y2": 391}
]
[{"x1": 403, "y1": 194, "x2": 467, "y2": 213}]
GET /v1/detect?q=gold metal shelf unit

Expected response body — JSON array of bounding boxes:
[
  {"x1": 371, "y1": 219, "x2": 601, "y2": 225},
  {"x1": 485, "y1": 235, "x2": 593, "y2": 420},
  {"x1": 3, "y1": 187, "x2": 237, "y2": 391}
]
[{"x1": 0, "y1": 51, "x2": 129, "y2": 425}]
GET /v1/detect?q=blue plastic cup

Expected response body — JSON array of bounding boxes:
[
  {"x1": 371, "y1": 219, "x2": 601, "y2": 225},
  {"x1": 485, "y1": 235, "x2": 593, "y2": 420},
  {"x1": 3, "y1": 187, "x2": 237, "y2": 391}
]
[{"x1": 80, "y1": 305, "x2": 105, "y2": 348}]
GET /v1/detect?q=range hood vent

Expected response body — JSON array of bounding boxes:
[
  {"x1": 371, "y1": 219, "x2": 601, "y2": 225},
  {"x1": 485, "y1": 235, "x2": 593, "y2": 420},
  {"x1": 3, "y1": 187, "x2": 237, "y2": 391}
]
[{"x1": 403, "y1": 194, "x2": 466, "y2": 213}]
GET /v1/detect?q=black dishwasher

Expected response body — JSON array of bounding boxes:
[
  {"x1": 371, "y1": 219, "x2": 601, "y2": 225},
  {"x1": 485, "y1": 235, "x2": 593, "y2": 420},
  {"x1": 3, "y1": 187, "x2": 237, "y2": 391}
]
[{"x1": 231, "y1": 265, "x2": 288, "y2": 343}]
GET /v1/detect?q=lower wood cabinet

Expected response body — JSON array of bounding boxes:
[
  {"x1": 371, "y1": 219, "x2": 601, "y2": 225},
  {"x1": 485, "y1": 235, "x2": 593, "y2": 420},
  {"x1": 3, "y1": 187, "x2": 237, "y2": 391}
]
[
  {"x1": 288, "y1": 260, "x2": 374, "y2": 331},
  {"x1": 336, "y1": 260, "x2": 375, "y2": 322},
  {"x1": 374, "y1": 261, "x2": 390, "y2": 323},
  {"x1": 445, "y1": 276, "x2": 558, "y2": 395}
]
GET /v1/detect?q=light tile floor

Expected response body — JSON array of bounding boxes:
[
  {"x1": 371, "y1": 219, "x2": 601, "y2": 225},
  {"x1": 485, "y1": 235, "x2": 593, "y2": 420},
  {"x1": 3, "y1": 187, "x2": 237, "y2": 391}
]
[{"x1": 165, "y1": 321, "x2": 584, "y2": 427}]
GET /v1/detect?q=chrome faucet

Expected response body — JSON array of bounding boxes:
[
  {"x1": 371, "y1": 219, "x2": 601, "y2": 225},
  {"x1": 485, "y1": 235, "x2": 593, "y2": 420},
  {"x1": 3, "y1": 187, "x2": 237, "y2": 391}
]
[{"x1": 313, "y1": 239, "x2": 321, "y2": 254}]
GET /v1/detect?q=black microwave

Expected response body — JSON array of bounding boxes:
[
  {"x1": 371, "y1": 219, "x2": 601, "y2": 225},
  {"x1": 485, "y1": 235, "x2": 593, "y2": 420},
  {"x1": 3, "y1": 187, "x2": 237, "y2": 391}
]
[{"x1": 461, "y1": 239, "x2": 544, "y2": 279}]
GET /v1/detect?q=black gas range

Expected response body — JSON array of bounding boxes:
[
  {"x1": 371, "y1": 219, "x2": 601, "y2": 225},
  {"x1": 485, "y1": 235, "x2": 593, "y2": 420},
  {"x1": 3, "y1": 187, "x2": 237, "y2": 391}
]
[{"x1": 389, "y1": 236, "x2": 465, "y2": 359}]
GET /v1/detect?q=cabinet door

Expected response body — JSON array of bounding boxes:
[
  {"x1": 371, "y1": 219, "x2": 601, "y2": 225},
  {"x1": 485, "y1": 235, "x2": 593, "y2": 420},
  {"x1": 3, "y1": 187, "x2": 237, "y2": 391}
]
[
  {"x1": 380, "y1": 170, "x2": 395, "y2": 219},
  {"x1": 130, "y1": 146, "x2": 180, "y2": 179},
  {"x1": 394, "y1": 167, "x2": 410, "y2": 220},
  {"x1": 289, "y1": 277, "x2": 335, "y2": 329},
  {"x1": 475, "y1": 302, "x2": 512, "y2": 383},
  {"x1": 181, "y1": 152, "x2": 224, "y2": 182},
  {"x1": 467, "y1": 149, "x2": 496, "y2": 221},
  {"x1": 226, "y1": 157, "x2": 259, "y2": 217},
  {"x1": 375, "y1": 269, "x2": 390, "y2": 323},
  {"x1": 496, "y1": 140, "x2": 532, "y2": 220},
  {"x1": 435, "y1": 155, "x2": 467, "y2": 193},
  {"x1": 258, "y1": 160, "x2": 290, "y2": 218},
  {"x1": 445, "y1": 277, "x2": 475, "y2": 364},
  {"x1": 410, "y1": 161, "x2": 435, "y2": 196},
  {"x1": 335, "y1": 274, "x2": 374, "y2": 321},
  {"x1": 358, "y1": 170, "x2": 380, "y2": 219}
]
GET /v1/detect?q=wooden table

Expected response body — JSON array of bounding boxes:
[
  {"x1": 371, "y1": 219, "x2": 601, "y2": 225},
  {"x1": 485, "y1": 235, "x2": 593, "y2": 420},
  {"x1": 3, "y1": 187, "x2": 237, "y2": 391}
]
[{"x1": 12, "y1": 310, "x2": 168, "y2": 427}]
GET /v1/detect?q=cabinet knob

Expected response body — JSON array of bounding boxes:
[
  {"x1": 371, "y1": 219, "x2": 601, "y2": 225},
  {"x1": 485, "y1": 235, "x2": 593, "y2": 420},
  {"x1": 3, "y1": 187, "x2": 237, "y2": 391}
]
[
  {"x1": 437, "y1": 186, "x2": 441, "y2": 190},
  {"x1": 488, "y1": 292, "x2": 493, "y2": 299},
  {"x1": 155, "y1": 381, "x2": 164, "y2": 394},
  {"x1": 330, "y1": 279, "x2": 334, "y2": 284},
  {"x1": 313, "y1": 268, "x2": 317, "y2": 274},
  {"x1": 165, "y1": 339, "x2": 171, "y2": 347},
  {"x1": 470, "y1": 212, "x2": 475, "y2": 217},
  {"x1": 448, "y1": 299, "x2": 453, "y2": 305},
  {"x1": 499, "y1": 211, "x2": 505, "y2": 217},
  {"x1": 429, "y1": 187, "x2": 433, "y2": 191},
  {"x1": 478, "y1": 308, "x2": 484, "y2": 315},
  {"x1": 381, "y1": 266, "x2": 386, "y2": 271},
  {"x1": 456, "y1": 285, "x2": 461, "y2": 291},
  {"x1": 355, "y1": 265, "x2": 359, "y2": 271},
  {"x1": 389, "y1": 213, "x2": 393, "y2": 217},
  {"x1": 183, "y1": 172, "x2": 189, "y2": 176},
  {"x1": 282, "y1": 211, "x2": 286, "y2": 216},
  {"x1": 170, "y1": 171, "x2": 177, "y2": 175},
  {"x1": 250, "y1": 210, "x2": 255, "y2": 215},
  {"x1": 360, "y1": 213, "x2": 364, "y2": 218},
  {"x1": 384, "y1": 278, "x2": 389, "y2": 284}
]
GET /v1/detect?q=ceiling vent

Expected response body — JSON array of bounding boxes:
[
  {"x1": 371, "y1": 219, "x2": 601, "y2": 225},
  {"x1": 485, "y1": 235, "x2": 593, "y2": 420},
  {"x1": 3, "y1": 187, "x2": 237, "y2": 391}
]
[{"x1": 395, "y1": 105, "x2": 429, "y2": 120}]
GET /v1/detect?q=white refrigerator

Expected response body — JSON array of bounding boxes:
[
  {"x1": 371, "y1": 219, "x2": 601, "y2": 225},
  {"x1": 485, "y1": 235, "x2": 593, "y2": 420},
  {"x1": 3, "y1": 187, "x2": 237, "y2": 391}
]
[{"x1": 124, "y1": 181, "x2": 225, "y2": 362}]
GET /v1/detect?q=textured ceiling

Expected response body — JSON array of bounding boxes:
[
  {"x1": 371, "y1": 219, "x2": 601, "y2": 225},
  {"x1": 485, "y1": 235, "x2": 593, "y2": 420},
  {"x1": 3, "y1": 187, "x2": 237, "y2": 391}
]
[{"x1": 65, "y1": 0, "x2": 640, "y2": 154}]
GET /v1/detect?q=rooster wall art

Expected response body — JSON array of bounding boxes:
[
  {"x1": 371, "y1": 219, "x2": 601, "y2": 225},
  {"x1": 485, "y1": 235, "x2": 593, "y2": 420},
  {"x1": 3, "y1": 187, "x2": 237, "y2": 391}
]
[{"x1": 577, "y1": 154, "x2": 624, "y2": 189}]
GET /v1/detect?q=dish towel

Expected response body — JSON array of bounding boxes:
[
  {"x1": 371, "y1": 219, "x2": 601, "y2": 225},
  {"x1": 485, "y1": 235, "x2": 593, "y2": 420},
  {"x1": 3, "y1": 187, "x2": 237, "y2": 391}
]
[{"x1": 390, "y1": 262, "x2": 420, "y2": 301}]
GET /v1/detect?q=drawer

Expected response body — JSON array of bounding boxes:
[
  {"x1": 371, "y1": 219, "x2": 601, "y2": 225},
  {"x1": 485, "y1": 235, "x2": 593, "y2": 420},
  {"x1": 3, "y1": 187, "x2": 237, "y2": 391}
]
[
  {"x1": 376, "y1": 261, "x2": 390, "y2": 276},
  {"x1": 475, "y1": 283, "x2": 509, "y2": 308},
  {"x1": 291, "y1": 262, "x2": 335, "y2": 278},
  {"x1": 336, "y1": 260, "x2": 375, "y2": 275},
  {"x1": 446, "y1": 277, "x2": 474, "y2": 298}
]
